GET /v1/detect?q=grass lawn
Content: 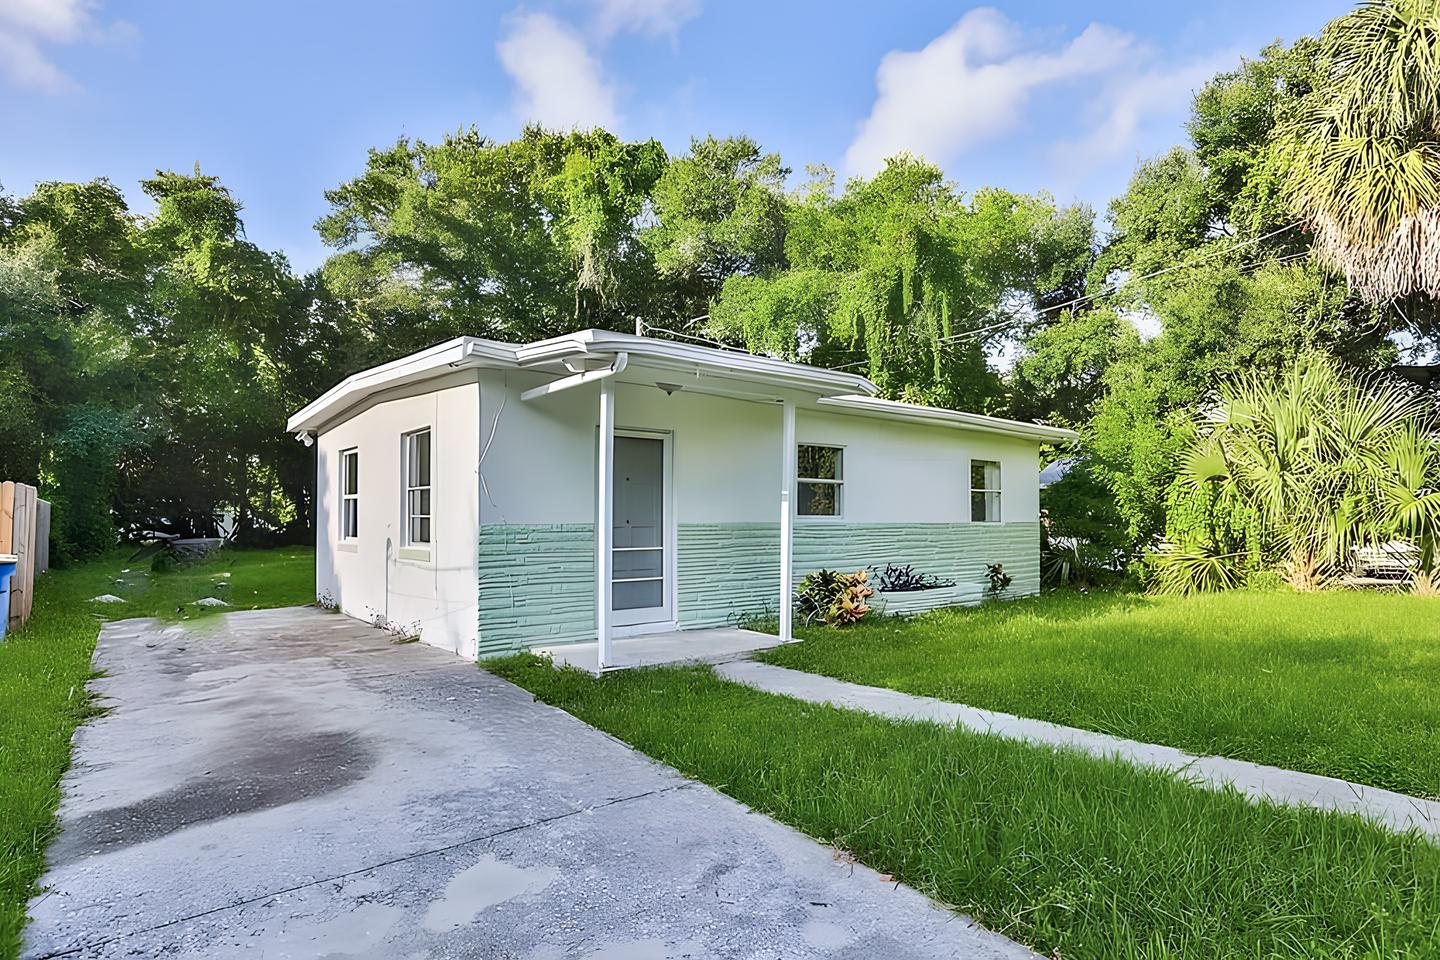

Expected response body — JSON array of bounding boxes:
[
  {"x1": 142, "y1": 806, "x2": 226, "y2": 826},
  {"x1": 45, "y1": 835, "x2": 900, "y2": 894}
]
[
  {"x1": 758, "y1": 589, "x2": 1440, "y2": 799},
  {"x1": 490, "y1": 655, "x2": 1440, "y2": 959},
  {"x1": 0, "y1": 546, "x2": 314, "y2": 959}
]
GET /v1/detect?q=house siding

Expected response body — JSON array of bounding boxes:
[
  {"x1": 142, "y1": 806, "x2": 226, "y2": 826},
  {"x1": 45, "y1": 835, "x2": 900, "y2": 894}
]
[
  {"x1": 672, "y1": 520, "x2": 1042, "y2": 631},
  {"x1": 676, "y1": 523, "x2": 781, "y2": 629},
  {"x1": 793, "y1": 521, "x2": 1041, "y2": 616},
  {"x1": 477, "y1": 524, "x2": 595, "y2": 657}
]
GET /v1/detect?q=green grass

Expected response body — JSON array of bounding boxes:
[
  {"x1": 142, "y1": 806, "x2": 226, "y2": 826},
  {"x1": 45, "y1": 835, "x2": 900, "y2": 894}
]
[
  {"x1": 0, "y1": 546, "x2": 315, "y2": 958},
  {"x1": 490, "y1": 654, "x2": 1440, "y2": 959},
  {"x1": 758, "y1": 589, "x2": 1440, "y2": 799}
]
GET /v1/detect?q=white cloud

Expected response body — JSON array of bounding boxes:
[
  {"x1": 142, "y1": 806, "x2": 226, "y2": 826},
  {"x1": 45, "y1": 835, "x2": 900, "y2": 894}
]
[
  {"x1": 592, "y1": 0, "x2": 699, "y2": 39},
  {"x1": 496, "y1": 12, "x2": 620, "y2": 130},
  {"x1": 845, "y1": 8, "x2": 1137, "y2": 176},
  {"x1": 0, "y1": 0, "x2": 129, "y2": 92},
  {"x1": 0, "y1": 28, "x2": 73, "y2": 91},
  {"x1": 1053, "y1": 51, "x2": 1236, "y2": 183}
]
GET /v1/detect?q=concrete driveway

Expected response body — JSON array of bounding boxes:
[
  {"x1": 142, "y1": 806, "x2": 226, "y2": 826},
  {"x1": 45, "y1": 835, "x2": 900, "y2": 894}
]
[{"x1": 24, "y1": 606, "x2": 1033, "y2": 960}]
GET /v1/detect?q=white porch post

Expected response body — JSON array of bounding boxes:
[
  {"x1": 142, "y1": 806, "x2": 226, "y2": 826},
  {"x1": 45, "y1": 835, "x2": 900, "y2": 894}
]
[
  {"x1": 779, "y1": 399, "x2": 796, "y2": 643},
  {"x1": 597, "y1": 377, "x2": 615, "y2": 670}
]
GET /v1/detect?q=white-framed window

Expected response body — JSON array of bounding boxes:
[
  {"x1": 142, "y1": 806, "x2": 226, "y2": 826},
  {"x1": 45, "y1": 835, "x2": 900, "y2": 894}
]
[
  {"x1": 403, "y1": 428, "x2": 432, "y2": 546},
  {"x1": 340, "y1": 448, "x2": 359, "y2": 540},
  {"x1": 971, "y1": 459, "x2": 1001, "y2": 522},
  {"x1": 797, "y1": 444, "x2": 843, "y2": 517}
]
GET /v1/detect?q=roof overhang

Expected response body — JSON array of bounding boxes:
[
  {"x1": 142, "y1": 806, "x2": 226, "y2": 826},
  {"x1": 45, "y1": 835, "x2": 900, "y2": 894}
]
[
  {"x1": 515, "y1": 329, "x2": 876, "y2": 399},
  {"x1": 285, "y1": 337, "x2": 519, "y2": 435},
  {"x1": 817, "y1": 395, "x2": 1078, "y2": 443},
  {"x1": 287, "y1": 329, "x2": 877, "y2": 436},
  {"x1": 286, "y1": 329, "x2": 1074, "y2": 444}
]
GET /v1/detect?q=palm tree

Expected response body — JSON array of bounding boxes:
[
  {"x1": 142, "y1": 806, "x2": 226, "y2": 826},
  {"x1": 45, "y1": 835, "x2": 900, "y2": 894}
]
[
  {"x1": 1157, "y1": 355, "x2": 1440, "y2": 592},
  {"x1": 1280, "y1": 0, "x2": 1440, "y2": 302}
]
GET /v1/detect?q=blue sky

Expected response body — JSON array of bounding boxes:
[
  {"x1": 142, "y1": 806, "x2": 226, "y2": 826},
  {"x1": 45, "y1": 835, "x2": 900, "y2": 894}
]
[{"x1": 1, "y1": 0, "x2": 1350, "y2": 273}]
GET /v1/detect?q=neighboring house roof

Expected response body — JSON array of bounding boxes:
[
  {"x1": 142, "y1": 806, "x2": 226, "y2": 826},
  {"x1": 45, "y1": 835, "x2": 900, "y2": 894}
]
[
  {"x1": 286, "y1": 329, "x2": 1077, "y2": 443},
  {"x1": 1040, "y1": 455, "x2": 1080, "y2": 487}
]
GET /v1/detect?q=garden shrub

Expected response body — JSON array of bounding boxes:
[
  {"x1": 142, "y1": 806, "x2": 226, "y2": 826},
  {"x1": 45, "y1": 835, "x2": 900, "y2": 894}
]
[
  {"x1": 795, "y1": 568, "x2": 874, "y2": 626},
  {"x1": 870, "y1": 563, "x2": 954, "y2": 592}
]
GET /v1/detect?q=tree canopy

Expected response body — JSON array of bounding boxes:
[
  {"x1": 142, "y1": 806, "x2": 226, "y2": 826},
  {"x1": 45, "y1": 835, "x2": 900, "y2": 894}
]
[{"x1": 4, "y1": 0, "x2": 1437, "y2": 575}]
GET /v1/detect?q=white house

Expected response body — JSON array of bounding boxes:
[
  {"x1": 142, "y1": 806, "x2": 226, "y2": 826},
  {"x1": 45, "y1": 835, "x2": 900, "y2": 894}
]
[{"x1": 286, "y1": 329, "x2": 1075, "y2": 667}]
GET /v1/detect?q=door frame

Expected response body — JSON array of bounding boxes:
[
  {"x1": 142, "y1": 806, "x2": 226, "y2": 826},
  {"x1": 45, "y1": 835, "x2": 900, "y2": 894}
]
[{"x1": 609, "y1": 427, "x2": 677, "y2": 635}]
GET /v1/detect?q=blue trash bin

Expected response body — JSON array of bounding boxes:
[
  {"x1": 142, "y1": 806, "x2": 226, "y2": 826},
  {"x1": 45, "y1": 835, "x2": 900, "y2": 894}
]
[{"x1": 0, "y1": 555, "x2": 16, "y2": 641}]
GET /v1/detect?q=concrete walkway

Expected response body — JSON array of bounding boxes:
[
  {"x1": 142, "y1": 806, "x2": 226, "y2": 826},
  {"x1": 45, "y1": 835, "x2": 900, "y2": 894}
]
[
  {"x1": 535, "y1": 626, "x2": 784, "y2": 673},
  {"x1": 716, "y1": 660, "x2": 1440, "y2": 840},
  {"x1": 25, "y1": 607, "x2": 1034, "y2": 960}
]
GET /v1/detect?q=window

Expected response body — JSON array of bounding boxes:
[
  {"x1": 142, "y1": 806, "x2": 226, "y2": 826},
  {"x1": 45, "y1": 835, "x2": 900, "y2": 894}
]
[
  {"x1": 971, "y1": 459, "x2": 1001, "y2": 522},
  {"x1": 797, "y1": 444, "x2": 843, "y2": 517},
  {"x1": 340, "y1": 448, "x2": 359, "y2": 540},
  {"x1": 403, "y1": 429, "x2": 432, "y2": 546}
]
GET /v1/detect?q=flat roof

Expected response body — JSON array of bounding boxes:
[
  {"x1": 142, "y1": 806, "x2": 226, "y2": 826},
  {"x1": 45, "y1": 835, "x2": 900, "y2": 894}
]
[{"x1": 286, "y1": 329, "x2": 1075, "y2": 443}]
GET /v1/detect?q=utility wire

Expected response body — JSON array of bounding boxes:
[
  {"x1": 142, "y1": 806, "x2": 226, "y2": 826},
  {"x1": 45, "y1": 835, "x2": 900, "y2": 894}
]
[
  {"x1": 938, "y1": 238, "x2": 1310, "y2": 350},
  {"x1": 936, "y1": 221, "x2": 1305, "y2": 347},
  {"x1": 635, "y1": 222, "x2": 1307, "y2": 365}
]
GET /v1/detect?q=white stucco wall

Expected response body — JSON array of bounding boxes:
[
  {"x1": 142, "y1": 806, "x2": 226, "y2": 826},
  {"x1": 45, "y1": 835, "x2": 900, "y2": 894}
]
[
  {"x1": 794, "y1": 408, "x2": 1040, "y2": 525},
  {"x1": 475, "y1": 370, "x2": 1040, "y2": 531},
  {"x1": 314, "y1": 373, "x2": 480, "y2": 657},
  {"x1": 476, "y1": 372, "x2": 786, "y2": 526}
]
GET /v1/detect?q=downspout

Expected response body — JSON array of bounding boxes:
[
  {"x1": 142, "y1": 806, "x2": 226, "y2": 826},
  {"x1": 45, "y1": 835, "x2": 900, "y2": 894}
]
[{"x1": 520, "y1": 353, "x2": 629, "y2": 401}]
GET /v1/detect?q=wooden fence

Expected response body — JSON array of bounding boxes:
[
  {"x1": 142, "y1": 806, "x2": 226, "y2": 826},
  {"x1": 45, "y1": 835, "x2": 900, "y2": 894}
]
[{"x1": 1, "y1": 481, "x2": 51, "y2": 631}]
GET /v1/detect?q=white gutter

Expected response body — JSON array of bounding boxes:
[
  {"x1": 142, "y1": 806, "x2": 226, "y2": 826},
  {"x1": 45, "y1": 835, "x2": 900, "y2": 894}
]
[
  {"x1": 520, "y1": 353, "x2": 629, "y2": 401},
  {"x1": 817, "y1": 395, "x2": 1079, "y2": 442}
]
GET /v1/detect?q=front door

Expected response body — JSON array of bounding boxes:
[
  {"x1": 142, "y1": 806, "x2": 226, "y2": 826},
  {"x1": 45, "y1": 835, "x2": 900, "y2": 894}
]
[{"x1": 611, "y1": 434, "x2": 670, "y2": 627}]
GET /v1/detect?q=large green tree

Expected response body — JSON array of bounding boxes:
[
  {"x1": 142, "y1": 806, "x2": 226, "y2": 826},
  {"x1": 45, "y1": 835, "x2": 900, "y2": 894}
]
[
  {"x1": 1280, "y1": 0, "x2": 1440, "y2": 303},
  {"x1": 1063, "y1": 37, "x2": 1400, "y2": 547},
  {"x1": 318, "y1": 126, "x2": 668, "y2": 353},
  {"x1": 708, "y1": 158, "x2": 1094, "y2": 410}
]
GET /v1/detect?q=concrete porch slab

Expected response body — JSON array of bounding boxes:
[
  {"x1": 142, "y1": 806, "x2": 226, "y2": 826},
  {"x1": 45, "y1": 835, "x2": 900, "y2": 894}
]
[{"x1": 533, "y1": 626, "x2": 785, "y2": 673}]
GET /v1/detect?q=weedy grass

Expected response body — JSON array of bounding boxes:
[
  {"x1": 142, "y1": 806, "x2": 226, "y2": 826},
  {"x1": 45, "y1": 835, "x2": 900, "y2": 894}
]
[
  {"x1": 490, "y1": 654, "x2": 1440, "y2": 960},
  {"x1": 760, "y1": 588, "x2": 1440, "y2": 798},
  {"x1": 0, "y1": 547, "x2": 315, "y2": 958}
]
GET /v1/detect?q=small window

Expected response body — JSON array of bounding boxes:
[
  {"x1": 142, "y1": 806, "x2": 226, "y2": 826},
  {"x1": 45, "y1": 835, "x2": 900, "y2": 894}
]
[
  {"x1": 797, "y1": 444, "x2": 843, "y2": 517},
  {"x1": 403, "y1": 429, "x2": 432, "y2": 546},
  {"x1": 971, "y1": 459, "x2": 1001, "y2": 522},
  {"x1": 340, "y1": 448, "x2": 359, "y2": 540}
]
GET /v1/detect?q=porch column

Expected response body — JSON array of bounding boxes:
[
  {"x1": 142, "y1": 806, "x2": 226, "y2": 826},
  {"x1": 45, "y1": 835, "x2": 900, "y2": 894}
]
[
  {"x1": 597, "y1": 377, "x2": 615, "y2": 670},
  {"x1": 779, "y1": 399, "x2": 796, "y2": 643}
]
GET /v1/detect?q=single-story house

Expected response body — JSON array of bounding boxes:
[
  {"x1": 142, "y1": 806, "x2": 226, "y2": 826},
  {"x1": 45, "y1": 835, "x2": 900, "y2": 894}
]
[{"x1": 286, "y1": 329, "x2": 1075, "y2": 666}]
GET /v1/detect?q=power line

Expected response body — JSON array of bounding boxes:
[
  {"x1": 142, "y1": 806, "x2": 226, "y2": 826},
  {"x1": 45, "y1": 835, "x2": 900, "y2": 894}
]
[
  {"x1": 936, "y1": 221, "x2": 1305, "y2": 347},
  {"x1": 635, "y1": 222, "x2": 1309, "y2": 367}
]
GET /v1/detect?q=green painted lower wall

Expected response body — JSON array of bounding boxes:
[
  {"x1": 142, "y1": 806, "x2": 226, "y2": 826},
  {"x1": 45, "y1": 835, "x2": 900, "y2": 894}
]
[
  {"x1": 477, "y1": 520, "x2": 1041, "y2": 655},
  {"x1": 793, "y1": 521, "x2": 1041, "y2": 615},
  {"x1": 677, "y1": 523, "x2": 780, "y2": 628},
  {"x1": 477, "y1": 524, "x2": 594, "y2": 657},
  {"x1": 674, "y1": 520, "x2": 1042, "y2": 627}
]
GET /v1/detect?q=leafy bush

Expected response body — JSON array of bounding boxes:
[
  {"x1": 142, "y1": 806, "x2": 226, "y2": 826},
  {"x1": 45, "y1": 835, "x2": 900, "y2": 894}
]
[
  {"x1": 985, "y1": 563, "x2": 1012, "y2": 599},
  {"x1": 1153, "y1": 355, "x2": 1440, "y2": 594},
  {"x1": 795, "y1": 568, "x2": 874, "y2": 626},
  {"x1": 42, "y1": 406, "x2": 137, "y2": 564},
  {"x1": 1145, "y1": 543, "x2": 1245, "y2": 595},
  {"x1": 870, "y1": 563, "x2": 954, "y2": 592}
]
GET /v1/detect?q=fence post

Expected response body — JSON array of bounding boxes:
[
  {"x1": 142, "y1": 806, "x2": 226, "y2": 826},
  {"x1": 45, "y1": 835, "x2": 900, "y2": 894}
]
[
  {"x1": 35, "y1": 499, "x2": 51, "y2": 575},
  {"x1": 0, "y1": 482, "x2": 12, "y2": 555},
  {"x1": 0, "y1": 481, "x2": 39, "y2": 631}
]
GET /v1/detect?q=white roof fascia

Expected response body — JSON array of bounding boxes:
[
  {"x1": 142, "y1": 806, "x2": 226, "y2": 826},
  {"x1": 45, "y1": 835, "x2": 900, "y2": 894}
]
[
  {"x1": 515, "y1": 329, "x2": 877, "y2": 398},
  {"x1": 285, "y1": 337, "x2": 515, "y2": 434},
  {"x1": 817, "y1": 395, "x2": 1078, "y2": 442}
]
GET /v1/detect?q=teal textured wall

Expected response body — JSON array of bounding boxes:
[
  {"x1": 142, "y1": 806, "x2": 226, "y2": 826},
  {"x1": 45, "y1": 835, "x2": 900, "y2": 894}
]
[
  {"x1": 793, "y1": 521, "x2": 1041, "y2": 615},
  {"x1": 676, "y1": 523, "x2": 780, "y2": 628},
  {"x1": 477, "y1": 524, "x2": 595, "y2": 657},
  {"x1": 477, "y1": 520, "x2": 1041, "y2": 655}
]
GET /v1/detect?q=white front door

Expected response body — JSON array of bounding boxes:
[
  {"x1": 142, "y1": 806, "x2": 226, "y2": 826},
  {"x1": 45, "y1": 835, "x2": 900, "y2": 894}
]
[{"x1": 611, "y1": 434, "x2": 671, "y2": 627}]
